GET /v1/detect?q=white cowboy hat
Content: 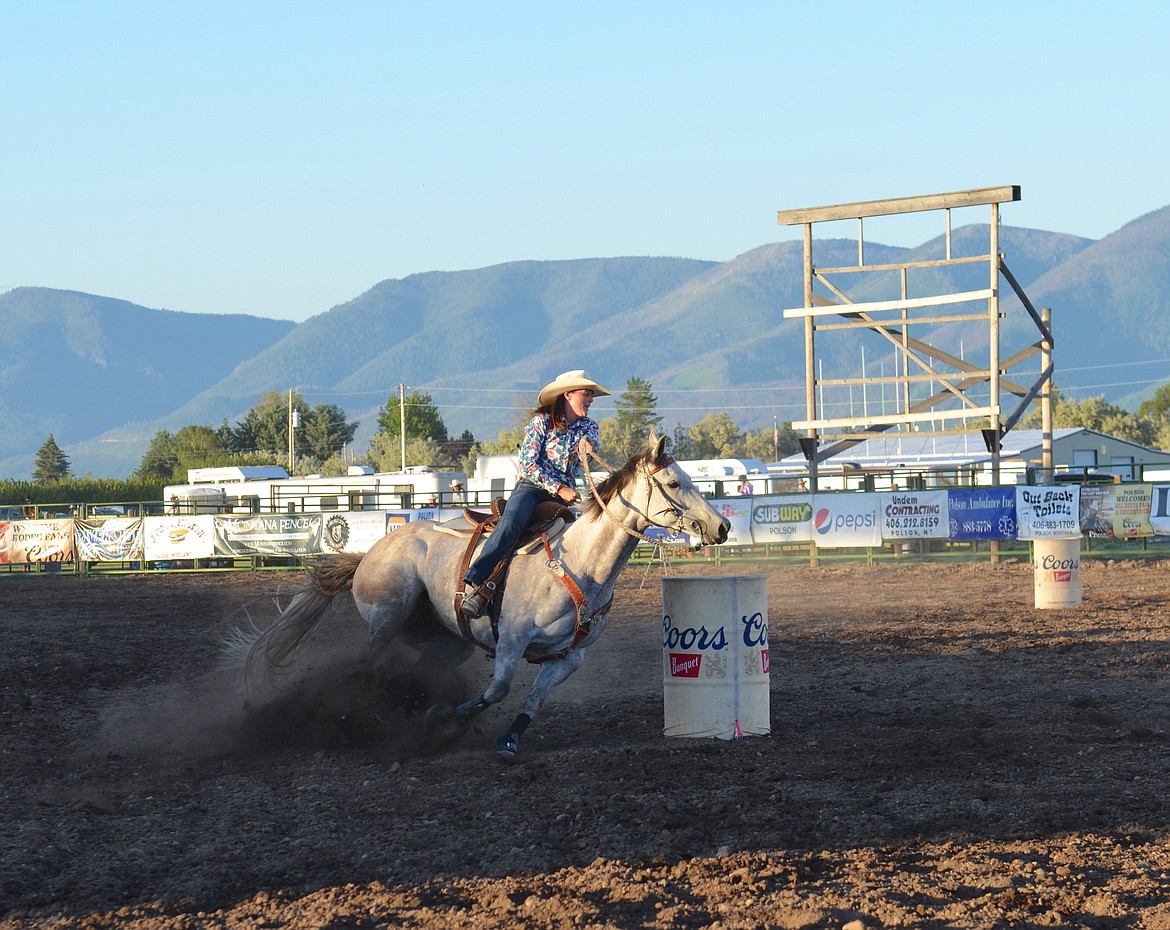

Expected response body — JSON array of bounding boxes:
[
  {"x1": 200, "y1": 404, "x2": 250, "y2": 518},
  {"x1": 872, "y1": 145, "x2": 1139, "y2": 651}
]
[
  {"x1": 537, "y1": 370, "x2": 611, "y2": 408},
  {"x1": 450, "y1": 479, "x2": 463, "y2": 488}
]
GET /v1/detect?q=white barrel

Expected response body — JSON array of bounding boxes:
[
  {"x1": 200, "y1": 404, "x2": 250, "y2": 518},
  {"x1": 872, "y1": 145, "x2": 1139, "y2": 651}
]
[
  {"x1": 1033, "y1": 537, "x2": 1082, "y2": 608},
  {"x1": 662, "y1": 574, "x2": 770, "y2": 739}
]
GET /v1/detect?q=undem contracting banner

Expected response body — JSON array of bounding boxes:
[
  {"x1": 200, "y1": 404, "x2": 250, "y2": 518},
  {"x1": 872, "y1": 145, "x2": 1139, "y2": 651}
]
[{"x1": 6, "y1": 484, "x2": 1170, "y2": 564}]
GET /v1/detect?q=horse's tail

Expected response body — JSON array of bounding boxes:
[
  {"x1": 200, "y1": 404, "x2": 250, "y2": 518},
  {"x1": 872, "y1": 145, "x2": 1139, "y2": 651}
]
[{"x1": 241, "y1": 553, "x2": 363, "y2": 690}]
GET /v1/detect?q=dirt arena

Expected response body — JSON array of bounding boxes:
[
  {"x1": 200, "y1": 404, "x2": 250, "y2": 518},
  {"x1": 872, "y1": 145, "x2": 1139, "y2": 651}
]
[{"x1": 4, "y1": 556, "x2": 1170, "y2": 929}]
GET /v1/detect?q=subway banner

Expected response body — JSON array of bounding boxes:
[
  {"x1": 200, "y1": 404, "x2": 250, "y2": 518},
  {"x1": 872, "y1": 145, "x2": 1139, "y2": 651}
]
[
  {"x1": 749, "y1": 496, "x2": 814, "y2": 544},
  {"x1": 214, "y1": 513, "x2": 323, "y2": 556},
  {"x1": 75, "y1": 517, "x2": 144, "y2": 561}
]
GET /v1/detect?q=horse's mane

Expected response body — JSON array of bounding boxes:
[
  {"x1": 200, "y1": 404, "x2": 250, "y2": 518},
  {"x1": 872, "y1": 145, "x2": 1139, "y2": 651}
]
[{"x1": 582, "y1": 445, "x2": 662, "y2": 520}]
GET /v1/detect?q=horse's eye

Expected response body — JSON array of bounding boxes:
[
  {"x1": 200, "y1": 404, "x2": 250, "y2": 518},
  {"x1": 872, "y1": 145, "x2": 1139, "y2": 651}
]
[{"x1": 668, "y1": 479, "x2": 681, "y2": 489}]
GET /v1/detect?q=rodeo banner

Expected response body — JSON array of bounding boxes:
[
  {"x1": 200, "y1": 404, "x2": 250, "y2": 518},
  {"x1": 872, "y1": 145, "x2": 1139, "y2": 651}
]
[
  {"x1": 879, "y1": 490, "x2": 949, "y2": 539},
  {"x1": 810, "y1": 493, "x2": 881, "y2": 548},
  {"x1": 76, "y1": 517, "x2": 144, "y2": 561},
  {"x1": 213, "y1": 513, "x2": 323, "y2": 556},
  {"x1": 749, "y1": 496, "x2": 813, "y2": 544},
  {"x1": 947, "y1": 487, "x2": 1016, "y2": 540},
  {"x1": 144, "y1": 516, "x2": 215, "y2": 561},
  {"x1": 0, "y1": 518, "x2": 75, "y2": 563},
  {"x1": 1015, "y1": 486, "x2": 1080, "y2": 539}
]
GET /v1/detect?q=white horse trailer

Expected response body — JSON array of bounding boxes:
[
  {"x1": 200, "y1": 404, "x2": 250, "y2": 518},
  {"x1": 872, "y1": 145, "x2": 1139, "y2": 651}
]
[{"x1": 164, "y1": 465, "x2": 470, "y2": 515}]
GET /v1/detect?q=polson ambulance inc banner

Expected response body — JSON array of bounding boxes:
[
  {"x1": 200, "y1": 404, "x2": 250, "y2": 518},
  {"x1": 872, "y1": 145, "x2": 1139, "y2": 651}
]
[
  {"x1": 947, "y1": 487, "x2": 1016, "y2": 540},
  {"x1": 0, "y1": 518, "x2": 75, "y2": 563},
  {"x1": 144, "y1": 516, "x2": 216, "y2": 561},
  {"x1": 810, "y1": 493, "x2": 881, "y2": 547},
  {"x1": 880, "y1": 490, "x2": 949, "y2": 539},
  {"x1": 76, "y1": 517, "x2": 145, "y2": 561},
  {"x1": 321, "y1": 511, "x2": 392, "y2": 554},
  {"x1": 1079, "y1": 486, "x2": 1116, "y2": 538},
  {"x1": 1112, "y1": 484, "x2": 1153, "y2": 538},
  {"x1": 1015, "y1": 486, "x2": 1080, "y2": 539},
  {"x1": 213, "y1": 513, "x2": 323, "y2": 556},
  {"x1": 749, "y1": 495, "x2": 813, "y2": 544}
]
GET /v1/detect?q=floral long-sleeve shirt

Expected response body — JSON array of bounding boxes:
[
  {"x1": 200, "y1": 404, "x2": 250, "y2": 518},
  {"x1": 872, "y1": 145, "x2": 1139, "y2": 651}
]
[{"x1": 518, "y1": 412, "x2": 600, "y2": 495}]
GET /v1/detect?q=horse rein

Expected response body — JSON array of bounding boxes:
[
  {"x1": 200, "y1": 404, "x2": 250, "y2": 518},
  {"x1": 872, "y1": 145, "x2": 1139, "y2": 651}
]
[{"x1": 581, "y1": 450, "x2": 704, "y2": 552}]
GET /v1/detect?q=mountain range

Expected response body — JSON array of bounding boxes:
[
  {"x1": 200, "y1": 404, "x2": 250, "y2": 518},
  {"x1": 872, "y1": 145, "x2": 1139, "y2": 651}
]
[{"x1": 4, "y1": 203, "x2": 1169, "y2": 479}]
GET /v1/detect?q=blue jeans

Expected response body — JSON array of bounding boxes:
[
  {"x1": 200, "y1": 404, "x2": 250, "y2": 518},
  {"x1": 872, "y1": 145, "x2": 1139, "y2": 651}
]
[{"x1": 464, "y1": 480, "x2": 556, "y2": 586}]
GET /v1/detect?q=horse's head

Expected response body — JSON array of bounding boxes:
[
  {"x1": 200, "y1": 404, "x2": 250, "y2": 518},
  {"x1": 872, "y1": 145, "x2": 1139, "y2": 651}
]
[{"x1": 585, "y1": 432, "x2": 730, "y2": 546}]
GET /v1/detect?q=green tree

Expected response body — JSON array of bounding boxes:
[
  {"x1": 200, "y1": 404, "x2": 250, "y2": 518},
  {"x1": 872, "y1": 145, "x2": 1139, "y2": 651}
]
[
  {"x1": 134, "y1": 430, "x2": 179, "y2": 481},
  {"x1": 1020, "y1": 386, "x2": 1154, "y2": 445},
  {"x1": 605, "y1": 376, "x2": 662, "y2": 462},
  {"x1": 686, "y1": 412, "x2": 742, "y2": 458},
  {"x1": 233, "y1": 390, "x2": 307, "y2": 456},
  {"x1": 743, "y1": 421, "x2": 799, "y2": 461},
  {"x1": 301, "y1": 403, "x2": 359, "y2": 461},
  {"x1": 1138, "y1": 384, "x2": 1170, "y2": 450},
  {"x1": 478, "y1": 422, "x2": 528, "y2": 456},
  {"x1": 368, "y1": 433, "x2": 451, "y2": 471},
  {"x1": 33, "y1": 433, "x2": 71, "y2": 482},
  {"x1": 377, "y1": 390, "x2": 449, "y2": 443}
]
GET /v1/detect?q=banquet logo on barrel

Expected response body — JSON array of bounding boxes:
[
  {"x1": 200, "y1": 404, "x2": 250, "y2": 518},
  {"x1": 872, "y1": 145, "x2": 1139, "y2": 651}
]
[{"x1": 669, "y1": 654, "x2": 701, "y2": 678}]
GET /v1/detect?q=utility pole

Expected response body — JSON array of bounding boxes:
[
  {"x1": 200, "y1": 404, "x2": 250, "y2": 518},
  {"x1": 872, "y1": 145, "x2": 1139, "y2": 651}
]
[{"x1": 399, "y1": 383, "x2": 407, "y2": 472}]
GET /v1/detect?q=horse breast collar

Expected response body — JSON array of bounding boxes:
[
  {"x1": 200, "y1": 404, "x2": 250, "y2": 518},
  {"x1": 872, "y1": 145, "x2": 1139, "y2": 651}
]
[{"x1": 529, "y1": 531, "x2": 613, "y2": 665}]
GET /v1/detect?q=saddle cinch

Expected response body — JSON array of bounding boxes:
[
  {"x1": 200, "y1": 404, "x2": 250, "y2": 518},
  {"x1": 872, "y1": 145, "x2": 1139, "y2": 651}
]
[{"x1": 433, "y1": 499, "x2": 576, "y2": 645}]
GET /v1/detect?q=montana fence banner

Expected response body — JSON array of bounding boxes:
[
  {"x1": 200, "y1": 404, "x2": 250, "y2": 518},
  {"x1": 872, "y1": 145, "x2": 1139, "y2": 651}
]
[
  {"x1": 810, "y1": 493, "x2": 881, "y2": 547},
  {"x1": 1112, "y1": 484, "x2": 1153, "y2": 538},
  {"x1": 880, "y1": 490, "x2": 950, "y2": 539},
  {"x1": 749, "y1": 496, "x2": 813, "y2": 544},
  {"x1": 1079, "y1": 486, "x2": 1116, "y2": 538},
  {"x1": 76, "y1": 517, "x2": 145, "y2": 561},
  {"x1": 213, "y1": 513, "x2": 323, "y2": 556},
  {"x1": 144, "y1": 516, "x2": 216, "y2": 561},
  {"x1": 0, "y1": 518, "x2": 75, "y2": 563},
  {"x1": 1015, "y1": 486, "x2": 1080, "y2": 539},
  {"x1": 321, "y1": 511, "x2": 392, "y2": 554},
  {"x1": 947, "y1": 487, "x2": 1017, "y2": 540}
]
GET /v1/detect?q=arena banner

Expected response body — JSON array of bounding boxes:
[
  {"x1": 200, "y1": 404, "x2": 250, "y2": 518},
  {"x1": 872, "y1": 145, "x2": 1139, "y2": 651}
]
[
  {"x1": 880, "y1": 490, "x2": 949, "y2": 539},
  {"x1": 76, "y1": 517, "x2": 145, "y2": 561},
  {"x1": 0, "y1": 518, "x2": 75, "y2": 563},
  {"x1": 1078, "y1": 486, "x2": 1116, "y2": 538},
  {"x1": 711, "y1": 498, "x2": 753, "y2": 546},
  {"x1": 1112, "y1": 485, "x2": 1153, "y2": 538},
  {"x1": 1149, "y1": 486, "x2": 1170, "y2": 536},
  {"x1": 946, "y1": 488, "x2": 1017, "y2": 540},
  {"x1": 810, "y1": 493, "x2": 881, "y2": 548},
  {"x1": 1015, "y1": 486, "x2": 1080, "y2": 539},
  {"x1": 143, "y1": 516, "x2": 216, "y2": 561},
  {"x1": 213, "y1": 513, "x2": 323, "y2": 556},
  {"x1": 748, "y1": 495, "x2": 813, "y2": 544},
  {"x1": 321, "y1": 510, "x2": 392, "y2": 554}
]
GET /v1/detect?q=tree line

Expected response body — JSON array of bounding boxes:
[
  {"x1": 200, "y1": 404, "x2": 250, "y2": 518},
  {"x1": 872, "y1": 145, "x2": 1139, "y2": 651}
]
[{"x1": 19, "y1": 378, "x2": 1164, "y2": 505}]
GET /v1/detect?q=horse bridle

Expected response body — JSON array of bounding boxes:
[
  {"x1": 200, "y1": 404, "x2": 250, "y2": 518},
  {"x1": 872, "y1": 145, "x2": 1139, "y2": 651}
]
[{"x1": 583, "y1": 452, "x2": 703, "y2": 551}]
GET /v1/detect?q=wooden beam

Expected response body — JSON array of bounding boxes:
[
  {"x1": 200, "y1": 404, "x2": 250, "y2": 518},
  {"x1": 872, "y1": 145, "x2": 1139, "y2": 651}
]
[
  {"x1": 782, "y1": 288, "x2": 994, "y2": 319},
  {"x1": 777, "y1": 185, "x2": 1020, "y2": 225}
]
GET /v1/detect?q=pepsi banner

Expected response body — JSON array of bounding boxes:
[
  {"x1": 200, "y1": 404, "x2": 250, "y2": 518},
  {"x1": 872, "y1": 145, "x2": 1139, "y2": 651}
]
[{"x1": 810, "y1": 493, "x2": 881, "y2": 547}]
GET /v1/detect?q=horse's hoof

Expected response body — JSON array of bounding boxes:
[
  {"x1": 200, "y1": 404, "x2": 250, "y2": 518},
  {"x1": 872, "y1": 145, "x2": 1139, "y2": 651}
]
[
  {"x1": 425, "y1": 702, "x2": 454, "y2": 720},
  {"x1": 455, "y1": 696, "x2": 488, "y2": 719},
  {"x1": 494, "y1": 734, "x2": 520, "y2": 759}
]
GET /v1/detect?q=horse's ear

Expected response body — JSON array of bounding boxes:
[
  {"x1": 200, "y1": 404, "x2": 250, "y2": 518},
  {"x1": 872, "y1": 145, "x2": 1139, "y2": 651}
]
[{"x1": 651, "y1": 430, "x2": 667, "y2": 460}]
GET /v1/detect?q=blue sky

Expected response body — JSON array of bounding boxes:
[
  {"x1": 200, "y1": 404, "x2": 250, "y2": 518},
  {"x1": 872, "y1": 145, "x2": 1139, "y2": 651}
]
[{"x1": 3, "y1": 0, "x2": 1167, "y2": 322}]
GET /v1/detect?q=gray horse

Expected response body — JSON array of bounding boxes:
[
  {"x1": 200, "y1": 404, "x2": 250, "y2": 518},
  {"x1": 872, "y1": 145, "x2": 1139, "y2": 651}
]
[{"x1": 240, "y1": 433, "x2": 730, "y2": 757}]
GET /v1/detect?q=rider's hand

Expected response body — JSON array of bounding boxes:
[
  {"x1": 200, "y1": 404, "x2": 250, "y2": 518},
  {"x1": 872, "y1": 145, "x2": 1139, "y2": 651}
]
[{"x1": 557, "y1": 485, "x2": 580, "y2": 504}]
